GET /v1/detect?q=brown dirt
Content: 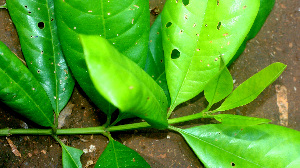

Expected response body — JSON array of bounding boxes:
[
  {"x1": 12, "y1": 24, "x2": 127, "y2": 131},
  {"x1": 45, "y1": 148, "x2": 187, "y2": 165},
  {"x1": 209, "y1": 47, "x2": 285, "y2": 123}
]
[{"x1": 0, "y1": 0, "x2": 299, "y2": 167}]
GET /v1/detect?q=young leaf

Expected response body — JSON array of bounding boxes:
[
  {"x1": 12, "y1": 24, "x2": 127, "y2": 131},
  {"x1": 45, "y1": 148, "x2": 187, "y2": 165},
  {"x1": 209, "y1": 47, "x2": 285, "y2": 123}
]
[
  {"x1": 216, "y1": 62, "x2": 287, "y2": 111},
  {"x1": 6, "y1": 0, "x2": 74, "y2": 113},
  {"x1": 214, "y1": 114, "x2": 271, "y2": 126},
  {"x1": 95, "y1": 139, "x2": 150, "y2": 168},
  {"x1": 61, "y1": 143, "x2": 83, "y2": 168},
  {"x1": 229, "y1": 0, "x2": 276, "y2": 65},
  {"x1": 0, "y1": 41, "x2": 53, "y2": 127},
  {"x1": 204, "y1": 57, "x2": 233, "y2": 109},
  {"x1": 161, "y1": 0, "x2": 260, "y2": 113},
  {"x1": 54, "y1": 0, "x2": 150, "y2": 115},
  {"x1": 171, "y1": 124, "x2": 300, "y2": 167},
  {"x1": 82, "y1": 35, "x2": 168, "y2": 129},
  {"x1": 145, "y1": 14, "x2": 171, "y2": 106}
]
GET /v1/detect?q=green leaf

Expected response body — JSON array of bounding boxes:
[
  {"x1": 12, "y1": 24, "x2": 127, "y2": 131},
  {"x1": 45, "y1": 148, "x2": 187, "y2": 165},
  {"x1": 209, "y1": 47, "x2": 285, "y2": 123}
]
[
  {"x1": 172, "y1": 124, "x2": 300, "y2": 167},
  {"x1": 216, "y1": 62, "x2": 286, "y2": 111},
  {"x1": 6, "y1": 0, "x2": 74, "y2": 113},
  {"x1": 95, "y1": 139, "x2": 150, "y2": 168},
  {"x1": 0, "y1": 41, "x2": 53, "y2": 127},
  {"x1": 145, "y1": 14, "x2": 171, "y2": 106},
  {"x1": 61, "y1": 143, "x2": 83, "y2": 168},
  {"x1": 162, "y1": 0, "x2": 260, "y2": 113},
  {"x1": 204, "y1": 57, "x2": 233, "y2": 109},
  {"x1": 0, "y1": 3, "x2": 7, "y2": 9},
  {"x1": 54, "y1": 0, "x2": 150, "y2": 115},
  {"x1": 229, "y1": 0, "x2": 276, "y2": 65},
  {"x1": 214, "y1": 114, "x2": 271, "y2": 126},
  {"x1": 82, "y1": 35, "x2": 168, "y2": 129}
]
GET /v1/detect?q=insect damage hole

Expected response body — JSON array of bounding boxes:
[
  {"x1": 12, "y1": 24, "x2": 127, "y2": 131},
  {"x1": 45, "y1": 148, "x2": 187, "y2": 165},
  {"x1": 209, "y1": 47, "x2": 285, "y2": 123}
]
[
  {"x1": 38, "y1": 22, "x2": 45, "y2": 29},
  {"x1": 166, "y1": 22, "x2": 172, "y2": 28},
  {"x1": 171, "y1": 49, "x2": 180, "y2": 59},
  {"x1": 182, "y1": 0, "x2": 189, "y2": 6},
  {"x1": 217, "y1": 22, "x2": 221, "y2": 30},
  {"x1": 231, "y1": 162, "x2": 236, "y2": 167}
]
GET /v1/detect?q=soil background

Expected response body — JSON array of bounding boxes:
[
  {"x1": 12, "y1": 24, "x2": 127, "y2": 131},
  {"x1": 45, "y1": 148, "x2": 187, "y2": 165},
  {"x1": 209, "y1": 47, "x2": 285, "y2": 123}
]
[{"x1": 0, "y1": 0, "x2": 299, "y2": 167}]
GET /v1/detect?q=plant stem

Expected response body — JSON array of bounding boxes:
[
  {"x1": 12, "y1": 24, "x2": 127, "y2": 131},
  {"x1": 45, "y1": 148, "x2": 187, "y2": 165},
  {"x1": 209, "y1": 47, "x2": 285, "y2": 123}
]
[
  {"x1": 8, "y1": 129, "x2": 53, "y2": 135},
  {"x1": 56, "y1": 126, "x2": 106, "y2": 135}
]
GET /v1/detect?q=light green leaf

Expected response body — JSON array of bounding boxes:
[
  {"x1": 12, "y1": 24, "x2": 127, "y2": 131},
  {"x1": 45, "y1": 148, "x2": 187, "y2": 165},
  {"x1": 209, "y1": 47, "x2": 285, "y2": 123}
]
[
  {"x1": 162, "y1": 0, "x2": 260, "y2": 113},
  {"x1": 61, "y1": 143, "x2": 83, "y2": 168},
  {"x1": 145, "y1": 14, "x2": 171, "y2": 106},
  {"x1": 204, "y1": 57, "x2": 233, "y2": 109},
  {"x1": 6, "y1": 0, "x2": 74, "y2": 113},
  {"x1": 54, "y1": 0, "x2": 150, "y2": 115},
  {"x1": 95, "y1": 139, "x2": 150, "y2": 168},
  {"x1": 0, "y1": 41, "x2": 53, "y2": 127},
  {"x1": 171, "y1": 124, "x2": 300, "y2": 167},
  {"x1": 217, "y1": 62, "x2": 286, "y2": 111},
  {"x1": 82, "y1": 35, "x2": 168, "y2": 129},
  {"x1": 214, "y1": 114, "x2": 271, "y2": 126}
]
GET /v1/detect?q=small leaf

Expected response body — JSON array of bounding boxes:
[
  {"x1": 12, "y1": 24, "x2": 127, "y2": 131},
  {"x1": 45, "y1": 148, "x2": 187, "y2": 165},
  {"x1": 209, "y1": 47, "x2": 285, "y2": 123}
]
[
  {"x1": 204, "y1": 57, "x2": 233, "y2": 108},
  {"x1": 6, "y1": 0, "x2": 74, "y2": 113},
  {"x1": 82, "y1": 35, "x2": 168, "y2": 129},
  {"x1": 217, "y1": 62, "x2": 286, "y2": 111},
  {"x1": 172, "y1": 124, "x2": 300, "y2": 167},
  {"x1": 95, "y1": 139, "x2": 150, "y2": 168},
  {"x1": 145, "y1": 14, "x2": 171, "y2": 106},
  {"x1": 214, "y1": 114, "x2": 271, "y2": 126},
  {"x1": 61, "y1": 143, "x2": 83, "y2": 168},
  {"x1": 0, "y1": 41, "x2": 53, "y2": 127}
]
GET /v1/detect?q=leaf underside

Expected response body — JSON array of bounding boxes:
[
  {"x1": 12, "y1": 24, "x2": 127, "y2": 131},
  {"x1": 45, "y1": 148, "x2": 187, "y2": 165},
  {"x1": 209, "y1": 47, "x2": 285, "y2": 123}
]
[{"x1": 6, "y1": 0, "x2": 74, "y2": 113}]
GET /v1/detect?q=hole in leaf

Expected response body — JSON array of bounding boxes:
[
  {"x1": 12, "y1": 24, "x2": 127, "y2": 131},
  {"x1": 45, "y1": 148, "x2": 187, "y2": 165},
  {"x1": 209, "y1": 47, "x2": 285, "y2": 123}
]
[
  {"x1": 24, "y1": 5, "x2": 28, "y2": 8},
  {"x1": 231, "y1": 162, "x2": 236, "y2": 167},
  {"x1": 28, "y1": 11, "x2": 31, "y2": 14},
  {"x1": 160, "y1": 59, "x2": 163, "y2": 63},
  {"x1": 182, "y1": 0, "x2": 189, "y2": 6},
  {"x1": 217, "y1": 0, "x2": 220, "y2": 6},
  {"x1": 166, "y1": 22, "x2": 172, "y2": 28},
  {"x1": 171, "y1": 49, "x2": 180, "y2": 59},
  {"x1": 51, "y1": 18, "x2": 54, "y2": 21},
  {"x1": 38, "y1": 22, "x2": 45, "y2": 29},
  {"x1": 205, "y1": 24, "x2": 208, "y2": 27},
  {"x1": 217, "y1": 22, "x2": 221, "y2": 30}
]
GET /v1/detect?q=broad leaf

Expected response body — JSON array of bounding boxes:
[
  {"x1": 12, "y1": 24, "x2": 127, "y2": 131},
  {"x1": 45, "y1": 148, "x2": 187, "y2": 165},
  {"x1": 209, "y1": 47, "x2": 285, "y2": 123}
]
[
  {"x1": 6, "y1": 0, "x2": 74, "y2": 113},
  {"x1": 145, "y1": 14, "x2": 171, "y2": 106},
  {"x1": 61, "y1": 143, "x2": 83, "y2": 168},
  {"x1": 172, "y1": 124, "x2": 300, "y2": 167},
  {"x1": 54, "y1": 0, "x2": 150, "y2": 115},
  {"x1": 0, "y1": 41, "x2": 53, "y2": 127},
  {"x1": 95, "y1": 139, "x2": 150, "y2": 168},
  {"x1": 204, "y1": 57, "x2": 233, "y2": 108},
  {"x1": 214, "y1": 114, "x2": 271, "y2": 126},
  {"x1": 217, "y1": 62, "x2": 286, "y2": 111},
  {"x1": 82, "y1": 35, "x2": 168, "y2": 129},
  {"x1": 229, "y1": 0, "x2": 276, "y2": 65},
  {"x1": 161, "y1": 0, "x2": 260, "y2": 113}
]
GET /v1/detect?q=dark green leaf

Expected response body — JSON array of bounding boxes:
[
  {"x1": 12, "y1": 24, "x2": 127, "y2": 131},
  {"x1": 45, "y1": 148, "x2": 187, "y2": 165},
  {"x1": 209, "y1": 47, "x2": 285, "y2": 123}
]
[
  {"x1": 145, "y1": 14, "x2": 171, "y2": 106},
  {"x1": 214, "y1": 114, "x2": 271, "y2": 126},
  {"x1": 95, "y1": 139, "x2": 150, "y2": 168},
  {"x1": 0, "y1": 41, "x2": 53, "y2": 127},
  {"x1": 204, "y1": 57, "x2": 233, "y2": 108},
  {"x1": 217, "y1": 62, "x2": 286, "y2": 111},
  {"x1": 82, "y1": 35, "x2": 168, "y2": 129},
  {"x1": 54, "y1": 0, "x2": 150, "y2": 115},
  {"x1": 229, "y1": 0, "x2": 276, "y2": 65},
  {"x1": 6, "y1": 0, "x2": 74, "y2": 113},
  {"x1": 162, "y1": 0, "x2": 260, "y2": 113},
  {"x1": 61, "y1": 143, "x2": 83, "y2": 168},
  {"x1": 173, "y1": 124, "x2": 300, "y2": 167}
]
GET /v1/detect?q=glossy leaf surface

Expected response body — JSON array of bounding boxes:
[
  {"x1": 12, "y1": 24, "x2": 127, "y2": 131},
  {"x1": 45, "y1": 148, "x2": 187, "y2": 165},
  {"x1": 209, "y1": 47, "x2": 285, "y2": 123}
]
[
  {"x1": 145, "y1": 14, "x2": 171, "y2": 106},
  {"x1": 6, "y1": 0, "x2": 74, "y2": 113},
  {"x1": 61, "y1": 143, "x2": 83, "y2": 168},
  {"x1": 173, "y1": 124, "x2": 300, "y2": 167},
  {"x1": 217, "y1": 62, "x2": 286, "y2": 111},
  {"x1": 54, "y1": 0, "x2": 150, "y2": 115},
  {"x1": 230, "y1": 0, "x2": 276, "y2": 65},
  {"x1": 162, "y1": 0, "x2": 260, "y2": 112},
  {"x1": 82, "y1": 35, "x2": 168, "y2": 129},
  {"x1": 214, "y1": 114, "x2": 271, "y2": 126},
  {"x1": 95, "y1": 139, "x2": 150, "y2": 168},
  {"x1": 204, "y1": 57, "x2": 233, "y2": 108},
  {"x1": 0, "y1": 41, "x2": 53, "y2": 127}
]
